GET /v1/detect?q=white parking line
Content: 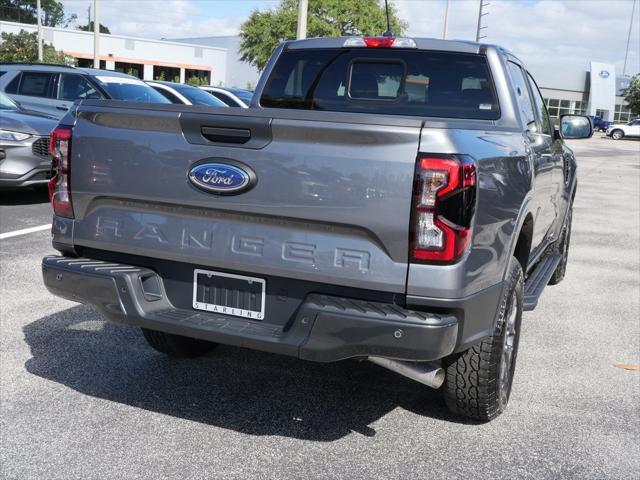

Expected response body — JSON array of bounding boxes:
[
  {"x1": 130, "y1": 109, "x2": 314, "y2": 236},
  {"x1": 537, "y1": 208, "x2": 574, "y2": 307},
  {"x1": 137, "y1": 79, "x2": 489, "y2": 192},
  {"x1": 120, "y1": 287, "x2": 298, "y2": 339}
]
[{"x1": 0, "y1": 224, "x2": 51, "y2": 240}]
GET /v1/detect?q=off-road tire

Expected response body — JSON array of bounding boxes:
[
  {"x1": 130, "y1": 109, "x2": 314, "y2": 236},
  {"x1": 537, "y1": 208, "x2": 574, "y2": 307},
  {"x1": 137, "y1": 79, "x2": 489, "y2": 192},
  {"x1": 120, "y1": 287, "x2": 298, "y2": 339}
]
[
  {"x1": 548, "y1": 207, "x2": 572, "y2": 285},
  {"x1": 611, "y1": 129, "x2": 624, "y2": 140},
  {"x1": 442, "y1": 258, "x2": 523, "y2": 422},
  {"x1": 141, "y1": 328, "x2": 216, "y2": 358}
]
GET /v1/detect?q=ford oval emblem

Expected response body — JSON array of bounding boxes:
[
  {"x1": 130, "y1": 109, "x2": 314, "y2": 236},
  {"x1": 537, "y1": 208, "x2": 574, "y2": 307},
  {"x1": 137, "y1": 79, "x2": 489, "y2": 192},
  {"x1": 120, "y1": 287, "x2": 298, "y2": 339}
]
[
  {"x1": 598, "y1": 70, "x2": 610, "y2": 78},
  {"x1": 188, "y1": 160, "x2": 255, "y2": 195}
]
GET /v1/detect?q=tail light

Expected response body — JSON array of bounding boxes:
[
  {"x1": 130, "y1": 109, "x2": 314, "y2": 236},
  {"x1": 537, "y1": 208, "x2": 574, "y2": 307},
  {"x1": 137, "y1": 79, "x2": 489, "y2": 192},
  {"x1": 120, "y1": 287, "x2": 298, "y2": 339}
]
[
  {"x1": 48, "y1": 126, "x2": 74, "y2": 218},
  {"x1": 411, "y1": 155, "x2": 476, "y2": 263}
]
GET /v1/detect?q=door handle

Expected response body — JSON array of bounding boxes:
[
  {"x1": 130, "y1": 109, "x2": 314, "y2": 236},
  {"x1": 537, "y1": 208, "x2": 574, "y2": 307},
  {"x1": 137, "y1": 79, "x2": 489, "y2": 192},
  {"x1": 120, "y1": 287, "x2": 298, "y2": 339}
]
[
  {"x1": 56, "y1": 105, "x2": 69, "y2": 111},
  {"x1": 201, "y1": 126, "x2": 251, "y2": 144}
]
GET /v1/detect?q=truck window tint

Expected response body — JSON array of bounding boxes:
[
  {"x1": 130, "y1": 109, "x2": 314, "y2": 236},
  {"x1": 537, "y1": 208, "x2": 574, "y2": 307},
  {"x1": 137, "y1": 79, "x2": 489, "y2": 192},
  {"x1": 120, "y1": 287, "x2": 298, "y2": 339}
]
[
  {"x1": 261, "y1": 49, "x2": 500, "y2": 120},
  {"x1": 18, "y1": 72, "x2": 55, "y2": 98},
  {"x1": 58, "y1": 74, "x2": 101, "y2": 101},
  {"x1": 526, "y1": 72, "x2": 552, "y2": 136},
  {"x1": 507, "y1": 62, "x2": 537, "y2": 131}
]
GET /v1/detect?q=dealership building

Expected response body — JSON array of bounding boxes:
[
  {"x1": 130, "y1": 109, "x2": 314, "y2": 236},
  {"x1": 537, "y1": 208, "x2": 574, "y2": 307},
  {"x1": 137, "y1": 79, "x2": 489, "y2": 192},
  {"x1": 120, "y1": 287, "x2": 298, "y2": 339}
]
[
  {"x1": 0, "y1": 20, "x2": 635, "y2": 122},
  {"x1": 538, "y1": 61, "x2": 634, "y2": 123},
  {"x1": 0, "y1": 20, "x2": 226, "y2": 85}
]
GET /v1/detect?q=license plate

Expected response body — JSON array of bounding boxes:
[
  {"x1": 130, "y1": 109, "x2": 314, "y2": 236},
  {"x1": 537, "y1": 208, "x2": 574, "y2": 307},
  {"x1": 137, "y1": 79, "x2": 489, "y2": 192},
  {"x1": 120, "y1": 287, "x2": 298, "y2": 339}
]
[{"x1": 192, "y1": 269, "x2": 265, "y2": 320}]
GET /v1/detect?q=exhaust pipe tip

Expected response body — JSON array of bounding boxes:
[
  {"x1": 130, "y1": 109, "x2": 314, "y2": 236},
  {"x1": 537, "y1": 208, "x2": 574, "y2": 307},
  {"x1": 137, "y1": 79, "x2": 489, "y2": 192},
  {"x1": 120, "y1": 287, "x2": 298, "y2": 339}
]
[
  {"x1": 430, "y1": 368, "x2": 446, "y2": 388},
  {"x1": 369, "y1": 356, "x2": 445, "y2": 389}
]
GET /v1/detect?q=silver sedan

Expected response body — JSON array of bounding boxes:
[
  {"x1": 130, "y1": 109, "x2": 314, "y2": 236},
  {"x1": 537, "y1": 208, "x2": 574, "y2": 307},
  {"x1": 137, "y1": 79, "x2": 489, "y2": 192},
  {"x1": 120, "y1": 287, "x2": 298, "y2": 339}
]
[{"x1": 0, "y1": 92, "x2": 58, "y2": 189}]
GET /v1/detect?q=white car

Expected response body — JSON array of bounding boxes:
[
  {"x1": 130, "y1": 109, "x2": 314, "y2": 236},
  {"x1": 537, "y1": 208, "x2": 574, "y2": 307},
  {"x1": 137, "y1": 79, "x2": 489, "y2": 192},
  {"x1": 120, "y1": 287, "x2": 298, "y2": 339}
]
[
  {"x1": 606, "y1": 119, "x2": 640, "y2": 140},
  {"x1": 199, "y1": 86, "x2": 250, "y2": 108}
]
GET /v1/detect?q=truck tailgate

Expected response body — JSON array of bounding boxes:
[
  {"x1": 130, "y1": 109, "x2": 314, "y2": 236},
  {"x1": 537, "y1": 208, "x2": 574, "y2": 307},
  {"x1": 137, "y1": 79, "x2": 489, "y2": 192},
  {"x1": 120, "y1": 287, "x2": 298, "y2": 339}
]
[{"x1": 69, "y1": 104, "x2": 422, "y2": 293}]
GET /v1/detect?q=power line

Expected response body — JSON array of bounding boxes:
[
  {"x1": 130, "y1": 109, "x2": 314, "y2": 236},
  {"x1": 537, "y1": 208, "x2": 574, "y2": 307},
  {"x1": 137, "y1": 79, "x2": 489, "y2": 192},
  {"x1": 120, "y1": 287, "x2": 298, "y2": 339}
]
[
  {"x1": 442, "y1": 0, "x2": 449, "y2": 40},
  {"x1": 623, "y1": 0, "x2": 637, "y2": 76},
  {"x1": 476, "y1": 0, "x2": 490, "y2": 42}
]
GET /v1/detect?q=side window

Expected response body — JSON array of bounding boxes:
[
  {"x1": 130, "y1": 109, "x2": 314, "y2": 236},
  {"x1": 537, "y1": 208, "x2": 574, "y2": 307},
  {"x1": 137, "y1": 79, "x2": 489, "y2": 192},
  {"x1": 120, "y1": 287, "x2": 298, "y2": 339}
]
[
  {"x1": 17, "y1": 72, "x2": 56, "y2": 98},
  {"x1": 58, "y1": 74, "x2": 101, "y2": 101},
  {"x1": 526, "y1": 73, "x2": 553, "y2": 136},
  {"x1": 212, "y1": 91, "x2": 239, "y2": 107},
  {"x1": 507, "y1": 62, "x2": 536, "y2": 132},
  {"x1": 4, "y1": 73, "x2": 20, "y2": 94}
]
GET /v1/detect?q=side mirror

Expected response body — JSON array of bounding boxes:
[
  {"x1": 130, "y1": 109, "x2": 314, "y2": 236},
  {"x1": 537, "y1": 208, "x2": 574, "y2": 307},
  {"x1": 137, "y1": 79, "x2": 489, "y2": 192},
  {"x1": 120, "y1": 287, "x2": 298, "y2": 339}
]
[{"x1": 558, "y1": 114, "x2": 593, "y2": 139}]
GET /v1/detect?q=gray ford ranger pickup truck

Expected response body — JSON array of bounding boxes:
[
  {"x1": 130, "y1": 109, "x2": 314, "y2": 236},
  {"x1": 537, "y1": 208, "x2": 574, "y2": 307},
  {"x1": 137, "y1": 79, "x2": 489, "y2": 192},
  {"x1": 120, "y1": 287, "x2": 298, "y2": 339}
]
[{"x1": 42, "y1": 36, "x2": 592, "y2": 421}]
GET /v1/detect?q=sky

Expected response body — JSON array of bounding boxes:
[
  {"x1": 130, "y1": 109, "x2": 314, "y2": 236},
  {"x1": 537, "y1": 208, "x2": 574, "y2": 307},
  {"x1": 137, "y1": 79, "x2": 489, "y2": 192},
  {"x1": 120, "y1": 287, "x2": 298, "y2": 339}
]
[{"x1": 58, "y1": 0, "x2": 639, "y2": 87}]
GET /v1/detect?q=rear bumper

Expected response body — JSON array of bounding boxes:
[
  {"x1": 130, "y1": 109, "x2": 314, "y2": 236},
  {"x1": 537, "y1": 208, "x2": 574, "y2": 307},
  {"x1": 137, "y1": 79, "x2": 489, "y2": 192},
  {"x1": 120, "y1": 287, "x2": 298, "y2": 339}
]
[{"x1": 42, "y1": 255, "x2": 460, "y2": 362}]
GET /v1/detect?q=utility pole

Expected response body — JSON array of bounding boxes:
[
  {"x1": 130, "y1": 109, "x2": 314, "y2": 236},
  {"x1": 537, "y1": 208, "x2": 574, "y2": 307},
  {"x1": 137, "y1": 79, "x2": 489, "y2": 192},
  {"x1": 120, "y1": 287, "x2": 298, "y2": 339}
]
[
  {"x1": 442, "y1": 0, "x2": 449, "y2": 40},
  {"x1": 93, "y1": 0, "x2": 100, "y2": 68},
  {"x1": 296, "y1": 0, "x2": 308, "y2": 40},
  {"x1": 476, "y1": 0, "x2": 489, "y2": 42},
  {"x1": 623, "y1": 0, "x2": 637, "y2": 76},
  {"x1": 36, "y1": 0, "x2": 43, "y2": 61}
]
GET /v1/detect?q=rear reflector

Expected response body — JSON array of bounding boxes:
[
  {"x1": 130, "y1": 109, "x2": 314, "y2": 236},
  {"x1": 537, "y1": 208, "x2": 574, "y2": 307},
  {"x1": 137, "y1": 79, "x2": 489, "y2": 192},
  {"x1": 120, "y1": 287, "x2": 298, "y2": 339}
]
[{"x1": 343, "y1": 36, "x2": 417, "y2": 48}]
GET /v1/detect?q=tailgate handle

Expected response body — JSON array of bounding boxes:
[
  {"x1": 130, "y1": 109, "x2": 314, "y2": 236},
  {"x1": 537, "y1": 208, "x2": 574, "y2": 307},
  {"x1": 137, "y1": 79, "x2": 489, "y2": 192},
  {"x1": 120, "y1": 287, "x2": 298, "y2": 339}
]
[{"x1": 201, "y1": 126, "x2": 251, "y2": 144}]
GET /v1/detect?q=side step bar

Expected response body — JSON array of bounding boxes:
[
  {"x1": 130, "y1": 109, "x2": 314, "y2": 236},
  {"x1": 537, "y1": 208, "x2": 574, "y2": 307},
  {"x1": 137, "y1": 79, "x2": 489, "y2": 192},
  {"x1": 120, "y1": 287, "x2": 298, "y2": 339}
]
[{"x1": 523, "y1": 254, "x2": 562, "y2": 311}]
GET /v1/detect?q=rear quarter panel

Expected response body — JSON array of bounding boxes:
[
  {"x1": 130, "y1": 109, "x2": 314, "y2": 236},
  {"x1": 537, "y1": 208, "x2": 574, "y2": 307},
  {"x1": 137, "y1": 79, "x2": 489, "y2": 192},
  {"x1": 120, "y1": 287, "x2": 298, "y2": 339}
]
[{"x1": 407, "y1": 125, "x2": 530, "y2": 298}]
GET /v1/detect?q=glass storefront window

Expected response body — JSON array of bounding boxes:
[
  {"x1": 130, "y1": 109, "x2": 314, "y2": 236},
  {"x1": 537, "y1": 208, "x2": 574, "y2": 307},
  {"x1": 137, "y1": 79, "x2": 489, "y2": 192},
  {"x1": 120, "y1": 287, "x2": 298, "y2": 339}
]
[{"x1": 614, "y1": 103, "x2": 633, "y2": 122}]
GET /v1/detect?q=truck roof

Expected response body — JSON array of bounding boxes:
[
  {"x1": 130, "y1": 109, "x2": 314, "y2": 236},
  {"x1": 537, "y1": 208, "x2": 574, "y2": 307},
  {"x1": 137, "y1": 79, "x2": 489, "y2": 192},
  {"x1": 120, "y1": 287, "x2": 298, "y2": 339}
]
[{"x1": 283, "y1": 36, "x2": 513, "y2": 56}]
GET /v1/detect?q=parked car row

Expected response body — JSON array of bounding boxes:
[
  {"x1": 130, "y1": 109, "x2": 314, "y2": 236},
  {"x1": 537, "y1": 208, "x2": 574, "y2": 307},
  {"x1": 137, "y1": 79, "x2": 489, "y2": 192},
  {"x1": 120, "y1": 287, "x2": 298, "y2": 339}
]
[{"x1": 0, "y1": 62, "x2": 254, "y2": 190}]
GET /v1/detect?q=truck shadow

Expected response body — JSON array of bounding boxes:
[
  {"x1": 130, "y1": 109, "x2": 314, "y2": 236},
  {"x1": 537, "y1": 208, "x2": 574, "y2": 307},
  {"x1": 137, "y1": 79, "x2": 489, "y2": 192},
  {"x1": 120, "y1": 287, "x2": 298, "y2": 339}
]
[{"x1": 23, "y1": 305, "x2": 469, "y2": 441}]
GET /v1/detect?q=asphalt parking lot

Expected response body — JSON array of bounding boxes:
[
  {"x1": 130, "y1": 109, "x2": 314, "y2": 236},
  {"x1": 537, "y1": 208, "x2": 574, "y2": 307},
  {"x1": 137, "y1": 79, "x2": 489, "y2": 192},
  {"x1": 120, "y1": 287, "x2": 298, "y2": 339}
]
[{"x1": 0, "y1": 136, "x2": 638, "y2": 480}]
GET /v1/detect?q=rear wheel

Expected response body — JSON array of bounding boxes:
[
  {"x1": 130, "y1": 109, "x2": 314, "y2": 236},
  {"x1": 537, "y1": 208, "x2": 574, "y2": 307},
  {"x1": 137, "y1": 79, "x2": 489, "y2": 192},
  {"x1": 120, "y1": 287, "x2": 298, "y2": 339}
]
[
  {"x1": 611, "y1": 129, "x2": 624, "y2": 140},
  {"x1": 442, "y1": 258, "x2": 523, "y2": 421},
  {"x1": 141, "y1": 328, "x2": 216, "y2": 358}
]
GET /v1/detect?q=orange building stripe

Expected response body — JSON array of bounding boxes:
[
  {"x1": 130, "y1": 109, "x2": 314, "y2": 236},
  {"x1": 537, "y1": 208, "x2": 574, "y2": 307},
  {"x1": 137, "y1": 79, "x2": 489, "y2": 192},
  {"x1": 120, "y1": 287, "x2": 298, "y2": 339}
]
[{"x1": 64, "y1": 51, "x2": 213, "y2": 71}]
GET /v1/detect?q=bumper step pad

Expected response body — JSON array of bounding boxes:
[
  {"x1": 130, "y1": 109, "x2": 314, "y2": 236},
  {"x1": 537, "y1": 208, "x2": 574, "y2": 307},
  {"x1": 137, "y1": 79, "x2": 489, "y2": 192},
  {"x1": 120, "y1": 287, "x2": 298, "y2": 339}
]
[{"x1": 42, "y1": 255, "x2": 458, "y2": 362}]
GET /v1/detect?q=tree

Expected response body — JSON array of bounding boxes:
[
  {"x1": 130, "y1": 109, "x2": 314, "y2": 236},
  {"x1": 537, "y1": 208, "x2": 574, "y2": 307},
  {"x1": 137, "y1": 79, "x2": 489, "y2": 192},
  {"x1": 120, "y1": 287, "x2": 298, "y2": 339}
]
[
  {"x1": 0, "y1": 30, "x2": 75, "y2": 65},
  {"x1": 622, "y1": 74, "x2": 640, "y2": 116},
  {"x1": 0, "y1": 0, "x2": 72, "y2": 27},
  {"x1": 77, "y1": 21, "x2": 111, "y2": 34},
  {"x1": 187, "y1": 76, "x2": 209, "y2": 86},
  {"x1": 239, "y1": 0, "x2": 407, "y2": 71}
]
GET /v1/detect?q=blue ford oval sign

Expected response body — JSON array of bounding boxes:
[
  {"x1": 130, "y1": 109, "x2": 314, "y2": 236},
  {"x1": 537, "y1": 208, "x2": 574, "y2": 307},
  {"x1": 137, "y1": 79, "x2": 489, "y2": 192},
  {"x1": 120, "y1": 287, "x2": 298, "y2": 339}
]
[
  {"x1": 598, "y1": 70, "x2": 610, "y2": 79},
  {"x1": 188, "y1": 161, "x2": 254, "y2": 194}
]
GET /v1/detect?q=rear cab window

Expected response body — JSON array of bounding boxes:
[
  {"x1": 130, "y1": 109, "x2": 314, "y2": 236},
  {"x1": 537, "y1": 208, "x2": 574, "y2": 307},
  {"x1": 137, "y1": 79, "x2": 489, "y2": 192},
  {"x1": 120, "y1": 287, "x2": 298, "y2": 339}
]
[{"x1": 260, "y1": 48, "x2": 500, "y2": 119}]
